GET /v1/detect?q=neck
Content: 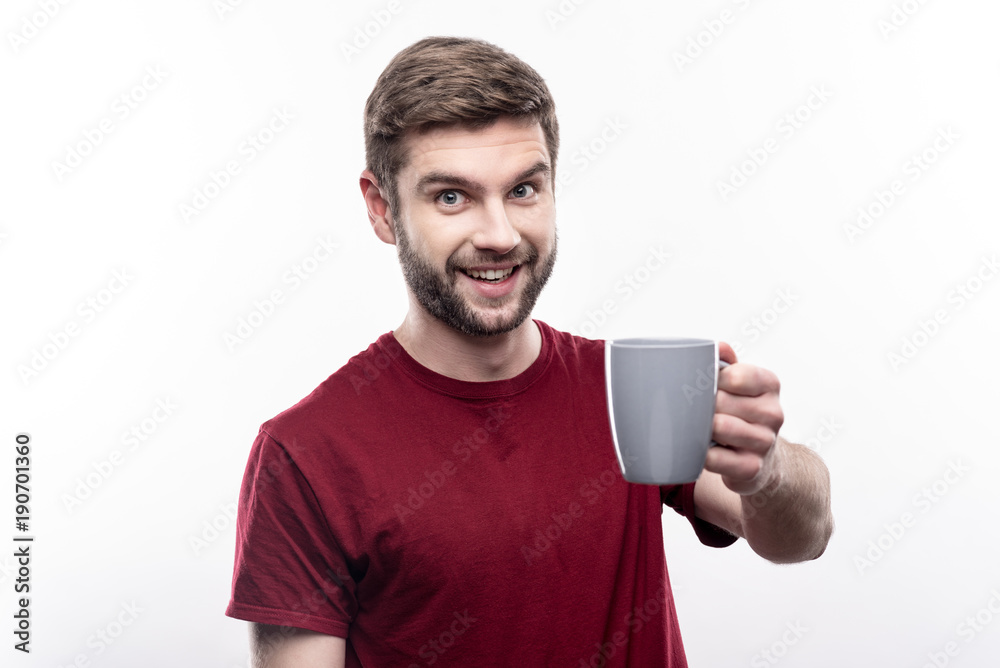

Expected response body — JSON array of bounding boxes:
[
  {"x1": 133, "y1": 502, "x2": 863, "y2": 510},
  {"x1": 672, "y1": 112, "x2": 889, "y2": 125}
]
[{"x1": 393, "y1": 307, "x2": 541, "y2": 382}]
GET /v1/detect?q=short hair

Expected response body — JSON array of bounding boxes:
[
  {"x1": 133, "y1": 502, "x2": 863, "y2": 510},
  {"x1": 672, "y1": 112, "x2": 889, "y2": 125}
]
[{"x1": 364, "y1": 36, "x2": 559, "y2": 215}]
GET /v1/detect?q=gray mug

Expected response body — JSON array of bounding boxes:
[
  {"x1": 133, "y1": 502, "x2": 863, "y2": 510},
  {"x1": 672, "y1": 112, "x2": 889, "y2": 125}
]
[{"x1": 604, "y1": 338, "x2": 726, "y2": 485}]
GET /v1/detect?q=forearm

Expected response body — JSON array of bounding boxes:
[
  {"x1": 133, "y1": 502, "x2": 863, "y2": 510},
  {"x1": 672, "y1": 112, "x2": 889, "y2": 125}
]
[{"x1": 739, "y1": 437, "x2": 833, "y2": 563}]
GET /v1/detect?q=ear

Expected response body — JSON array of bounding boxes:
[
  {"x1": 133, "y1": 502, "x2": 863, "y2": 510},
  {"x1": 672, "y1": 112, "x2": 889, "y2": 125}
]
[{"x1": 359, "y1": 170, "x2": 397, "y2": 245}]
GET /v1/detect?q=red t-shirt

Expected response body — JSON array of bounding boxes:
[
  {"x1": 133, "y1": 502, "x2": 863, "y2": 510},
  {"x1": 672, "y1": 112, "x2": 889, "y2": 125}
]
[{"x1": 226, "y1": 321, "x2": 736, "y2": 666}]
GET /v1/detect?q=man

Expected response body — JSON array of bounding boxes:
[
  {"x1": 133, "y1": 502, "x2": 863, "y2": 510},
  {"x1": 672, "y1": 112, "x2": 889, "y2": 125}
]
[{"x1": 226, "y1": 36, "x2": 833, "y2": 667}]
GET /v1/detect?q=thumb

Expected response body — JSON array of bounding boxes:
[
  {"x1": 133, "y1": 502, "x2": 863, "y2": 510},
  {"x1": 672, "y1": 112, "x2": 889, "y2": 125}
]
[{"x1": 719, "y1": 341, "x2": 738, "y2": 365}]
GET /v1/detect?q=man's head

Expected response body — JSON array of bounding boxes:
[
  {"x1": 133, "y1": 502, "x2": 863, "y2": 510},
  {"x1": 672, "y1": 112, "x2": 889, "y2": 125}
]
[
  {"x1": 361, "y1": 37, "x2": 560, "y2": 338},
  {"x1": 364, "y1": 36, "x2": 559, "y2": 218}
]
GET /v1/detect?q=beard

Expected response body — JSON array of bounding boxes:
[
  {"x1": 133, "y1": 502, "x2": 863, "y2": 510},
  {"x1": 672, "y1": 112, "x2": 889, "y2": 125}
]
[{"x1": 393, "y1": 219, "x2": 557, "y2": 338}]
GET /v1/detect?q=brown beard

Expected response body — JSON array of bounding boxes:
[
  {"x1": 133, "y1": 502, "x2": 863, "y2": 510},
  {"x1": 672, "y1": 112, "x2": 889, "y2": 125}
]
[{"x1": 393, "y1": 219, "x2": 557, "y2": 337}]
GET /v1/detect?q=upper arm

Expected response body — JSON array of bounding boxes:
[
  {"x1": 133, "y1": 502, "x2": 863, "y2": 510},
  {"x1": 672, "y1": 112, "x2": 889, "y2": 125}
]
[
  {"x1": 250, "y1": 623, "x2": 347, "y2": 668},
  {"x1": 692, "y1": 470, "x2": 745, "y2": 539}
]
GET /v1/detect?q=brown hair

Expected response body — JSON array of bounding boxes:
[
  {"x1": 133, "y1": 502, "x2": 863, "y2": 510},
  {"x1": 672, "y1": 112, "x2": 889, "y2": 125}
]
[{"x1": 364, "y1": 36, "x2": 559, "y2": 215}]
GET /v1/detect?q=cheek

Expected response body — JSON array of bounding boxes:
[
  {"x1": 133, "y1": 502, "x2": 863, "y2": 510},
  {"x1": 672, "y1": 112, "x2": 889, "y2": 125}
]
[
  {"x1": 513, "y1": 206, "x2": 556, "y2": 244},
  {"x1": 408, "y1": 220, "x2": 467, "y2": 262}
]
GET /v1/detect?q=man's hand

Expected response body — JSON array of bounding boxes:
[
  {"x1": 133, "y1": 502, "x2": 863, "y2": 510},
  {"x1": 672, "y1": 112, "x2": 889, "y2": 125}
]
[
  {"x1": 704, "y1": 342, "x2": 784, "y2": 495},
  {"x1": 693, "y1": 342, "x2": 833, "y2": 563}
]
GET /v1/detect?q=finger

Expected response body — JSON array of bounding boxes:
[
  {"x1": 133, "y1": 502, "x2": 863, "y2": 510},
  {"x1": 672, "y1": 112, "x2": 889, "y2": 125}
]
[
  {"x1": 712, "y1": 413, "x2": 778, "y2": 455},
  {"x1": 718, "y1": 341, "x2": 739, "y2": 365},
  {"x1": 718, "y1": 363, "x2": 780, "y2": 397},
  {"x1": 715, "y1": 390, "x2": 784, "y2": 433},
  {"x1": 704, "y1": 444, "x2": 764, "y2": 483}
]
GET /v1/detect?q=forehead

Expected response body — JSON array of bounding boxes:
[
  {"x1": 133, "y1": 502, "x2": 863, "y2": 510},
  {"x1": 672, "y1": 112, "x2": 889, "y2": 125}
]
[{"x1": 399, "y1": 118, "x2": 550, "y2": 188}]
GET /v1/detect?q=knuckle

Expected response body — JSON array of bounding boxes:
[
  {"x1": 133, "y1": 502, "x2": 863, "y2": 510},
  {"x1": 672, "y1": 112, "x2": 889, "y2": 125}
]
[{"x1": 768, "y1": 405, "x2": 784, "y2": 428}]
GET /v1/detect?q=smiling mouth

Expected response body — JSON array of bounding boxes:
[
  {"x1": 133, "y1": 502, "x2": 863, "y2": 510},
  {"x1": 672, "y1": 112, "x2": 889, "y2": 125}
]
[{"x1": 463, "y1": 266, "x2": 517, "y2": 283}]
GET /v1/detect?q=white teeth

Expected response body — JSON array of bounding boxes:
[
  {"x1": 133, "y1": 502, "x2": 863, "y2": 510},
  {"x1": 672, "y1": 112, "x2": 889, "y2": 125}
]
[{"x1": 465, "y1": 267, "x2": 515, "y2": 281}]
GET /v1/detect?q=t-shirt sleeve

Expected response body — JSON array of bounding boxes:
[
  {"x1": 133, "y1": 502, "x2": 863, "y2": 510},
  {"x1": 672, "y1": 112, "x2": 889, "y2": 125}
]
[
  {"x1": 225, "y1": 428, "x2": 356, "y2": 637},
  {"x1": 661, "y1": 482, "x2": 739, "y2": 548}
]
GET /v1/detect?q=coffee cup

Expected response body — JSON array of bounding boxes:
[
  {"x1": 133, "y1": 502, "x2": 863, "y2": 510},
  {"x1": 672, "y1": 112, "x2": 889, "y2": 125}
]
[{"x1": 604, "y1": 337, "x2": 726, "y2": 485}]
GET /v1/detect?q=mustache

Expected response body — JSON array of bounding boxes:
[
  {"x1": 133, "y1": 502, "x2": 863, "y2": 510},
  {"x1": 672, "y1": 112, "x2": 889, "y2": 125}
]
[{"x1": 446, "y1": 245, "x2": 539, "y2": 272}]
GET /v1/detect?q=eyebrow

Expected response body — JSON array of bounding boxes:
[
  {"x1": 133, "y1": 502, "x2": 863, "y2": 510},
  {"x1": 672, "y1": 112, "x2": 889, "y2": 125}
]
[{"x1": 413, "y1": 161, "x2": 551, "y2": 196}]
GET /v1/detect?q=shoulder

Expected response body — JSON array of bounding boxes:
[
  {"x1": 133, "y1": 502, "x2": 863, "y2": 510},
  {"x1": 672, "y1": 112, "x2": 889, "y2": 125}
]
[
  {"x1": 533, "y1": 320, "x2": 607, "y2": 386},
  {"x1": 535, "y1": 319, "x2": 605, "y2": 361},
  {"x1": 260, "y1": 332, "x2": 399, "y2": 441}
]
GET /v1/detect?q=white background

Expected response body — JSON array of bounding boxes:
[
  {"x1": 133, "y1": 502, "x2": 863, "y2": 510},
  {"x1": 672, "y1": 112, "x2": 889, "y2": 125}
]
[{"x1": 2, "y1": 0, "x2": 999, "y2": 666}]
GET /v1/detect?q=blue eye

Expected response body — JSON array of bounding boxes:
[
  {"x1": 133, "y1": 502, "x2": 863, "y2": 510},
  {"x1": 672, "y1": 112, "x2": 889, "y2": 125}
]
[
  {"x1": 438, "y1": 190, "x2": 463, "y2": 206},
  {"x1": 511, "y1": 183, "x2": 536, "y2": 199}
]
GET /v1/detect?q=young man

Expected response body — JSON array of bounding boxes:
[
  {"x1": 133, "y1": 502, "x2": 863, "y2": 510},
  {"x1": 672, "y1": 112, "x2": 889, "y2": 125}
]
[{"x1": 226, "y1": 37, "x2": 833, "y2": 667}]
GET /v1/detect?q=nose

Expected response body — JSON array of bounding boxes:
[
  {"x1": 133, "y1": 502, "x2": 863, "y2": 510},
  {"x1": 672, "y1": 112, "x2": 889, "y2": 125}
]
[{"x1": 471, "y1": 200, "x2": 520, "y2": 255}]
